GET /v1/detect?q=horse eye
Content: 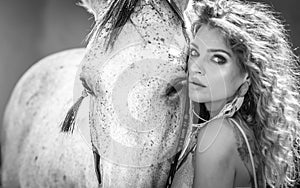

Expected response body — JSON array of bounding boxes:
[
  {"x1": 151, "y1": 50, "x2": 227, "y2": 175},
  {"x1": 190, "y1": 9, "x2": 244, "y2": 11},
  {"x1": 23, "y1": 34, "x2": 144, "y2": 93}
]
[
  {"x1": 80, "y1": 78, "x2": 94, "y2": 95},
  {"x1": 190, "y1": 49, "x2": 199, "y2": 57}
]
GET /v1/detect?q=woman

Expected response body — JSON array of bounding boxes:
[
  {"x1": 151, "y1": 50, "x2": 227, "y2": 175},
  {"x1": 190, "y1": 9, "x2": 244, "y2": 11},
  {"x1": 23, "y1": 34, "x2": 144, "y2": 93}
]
[{"x1": 172, "y1": 0, "x2": 300, "y2": 187}]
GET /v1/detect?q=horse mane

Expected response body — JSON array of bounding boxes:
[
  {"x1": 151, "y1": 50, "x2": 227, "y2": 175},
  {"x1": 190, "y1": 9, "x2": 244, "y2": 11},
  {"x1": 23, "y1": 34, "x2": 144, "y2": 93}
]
[{"x1": 79, "y1": 0, "x2": 185, "y2": 51}]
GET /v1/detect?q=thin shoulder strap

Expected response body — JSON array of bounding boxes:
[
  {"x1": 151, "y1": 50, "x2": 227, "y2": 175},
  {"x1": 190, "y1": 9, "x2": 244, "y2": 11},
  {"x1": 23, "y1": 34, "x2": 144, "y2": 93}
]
[{"x1": 230, "y1": 118, "x2": 258, "y2": 188}]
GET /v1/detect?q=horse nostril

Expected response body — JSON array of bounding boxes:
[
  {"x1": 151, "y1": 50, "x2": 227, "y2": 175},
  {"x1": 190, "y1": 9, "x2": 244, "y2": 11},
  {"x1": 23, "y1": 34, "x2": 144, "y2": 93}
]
[{"x1": 164, "y1": 77, "x2": 187, "y2": 98}]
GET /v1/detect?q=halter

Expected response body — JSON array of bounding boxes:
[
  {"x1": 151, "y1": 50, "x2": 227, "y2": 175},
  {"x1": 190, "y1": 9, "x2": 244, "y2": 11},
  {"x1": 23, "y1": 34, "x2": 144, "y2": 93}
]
[
  {"x1": 92, "y1": 144, "x2": 102, "y2": 186},
  {"x1": 165, "y1": 85, "x2": 191, "y2": 187}
]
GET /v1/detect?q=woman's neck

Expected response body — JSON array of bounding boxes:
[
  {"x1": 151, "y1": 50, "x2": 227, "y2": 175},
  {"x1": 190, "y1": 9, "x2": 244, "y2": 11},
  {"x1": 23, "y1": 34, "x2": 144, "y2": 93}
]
[
  {"x1": 205, "y1": 94, "x2": 238, "y2": 119},
  {"x1": 204, "y1": 100, "x2": 227, "y2": 119}
]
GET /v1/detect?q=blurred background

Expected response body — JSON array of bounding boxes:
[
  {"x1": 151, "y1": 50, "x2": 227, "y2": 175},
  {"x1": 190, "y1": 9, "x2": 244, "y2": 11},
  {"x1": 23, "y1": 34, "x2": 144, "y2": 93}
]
[
  {"x1": 0, "y1": 0, "x2": 299, "y2": 132},
  {"x1": 0, "y1": 0, "x2": 92, "y2": 128}
]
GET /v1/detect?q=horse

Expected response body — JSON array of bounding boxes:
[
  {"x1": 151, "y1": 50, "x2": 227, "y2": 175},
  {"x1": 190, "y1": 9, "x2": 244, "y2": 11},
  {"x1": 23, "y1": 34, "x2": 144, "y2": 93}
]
[
  {"x1": 1, "y1": 48, "x2": 99, "y2": 188},
  {"x1": 1, "y1": 0, "x2": 189, "y2": 187}
]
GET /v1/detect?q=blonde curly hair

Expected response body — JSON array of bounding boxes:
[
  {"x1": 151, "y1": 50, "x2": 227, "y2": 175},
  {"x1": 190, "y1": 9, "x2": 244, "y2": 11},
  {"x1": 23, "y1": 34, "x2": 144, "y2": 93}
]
[{"x1": 190, "y1": 0, "x2": 300, "y2": 187}]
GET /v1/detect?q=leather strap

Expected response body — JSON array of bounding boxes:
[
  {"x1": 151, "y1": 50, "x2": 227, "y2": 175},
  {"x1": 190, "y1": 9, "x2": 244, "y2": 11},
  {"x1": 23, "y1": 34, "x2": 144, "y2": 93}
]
[
  {"x1": 92, "y1": 144, "x2": 102, "y2": 186},
  {"x1": 165, "y1": 84, "x2": 190, "y2": 187}
]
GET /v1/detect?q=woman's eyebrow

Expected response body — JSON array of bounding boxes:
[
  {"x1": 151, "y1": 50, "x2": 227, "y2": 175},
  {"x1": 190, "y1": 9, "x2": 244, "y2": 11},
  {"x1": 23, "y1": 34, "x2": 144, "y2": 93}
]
[
  {"x1": 191, "y1": 42, "x2": 232, "y2": 58},
  {"x1": 208, "y1": 49, "x2": 232, "y2": 58}
]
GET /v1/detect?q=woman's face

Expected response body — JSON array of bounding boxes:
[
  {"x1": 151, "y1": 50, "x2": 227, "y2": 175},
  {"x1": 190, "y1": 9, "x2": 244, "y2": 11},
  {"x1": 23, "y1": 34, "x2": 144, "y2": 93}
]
[{"x1": 188, "y1": 25, "x2": 246, "y2": 112}]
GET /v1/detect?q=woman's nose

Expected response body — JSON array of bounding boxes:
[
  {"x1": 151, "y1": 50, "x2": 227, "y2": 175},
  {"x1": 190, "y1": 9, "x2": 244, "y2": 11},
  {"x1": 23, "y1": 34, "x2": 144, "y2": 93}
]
[{"x1": 188, "y1": 59, "x2": 205, "y2": 76}]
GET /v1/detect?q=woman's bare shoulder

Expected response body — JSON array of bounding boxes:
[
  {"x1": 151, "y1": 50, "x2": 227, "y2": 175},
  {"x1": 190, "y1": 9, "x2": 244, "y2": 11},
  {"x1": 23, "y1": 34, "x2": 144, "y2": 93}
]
[
  {"x1": 196, "y1": 118, "x2": 238, "y2": 155},
  {"x1": 193, "y1": 118, "x2": 241, "y2": 187},
  {"x1": 194, "y1": 118, "x2": 252, "y2": 185}
]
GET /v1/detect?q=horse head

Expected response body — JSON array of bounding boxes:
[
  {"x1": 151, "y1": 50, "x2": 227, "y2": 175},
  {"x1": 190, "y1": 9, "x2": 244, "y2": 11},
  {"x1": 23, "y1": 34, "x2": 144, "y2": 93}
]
[{"x1": 62, "y1": 0, "x2": 190, "y2": 187}]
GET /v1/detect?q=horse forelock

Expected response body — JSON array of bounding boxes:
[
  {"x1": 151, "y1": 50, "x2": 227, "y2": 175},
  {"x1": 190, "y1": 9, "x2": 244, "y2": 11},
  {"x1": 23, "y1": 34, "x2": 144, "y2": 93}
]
[
  {"x1": 83, "y1": 0, "x2": 187, "y2": 52},
  {"x1": 79, "y1": 0, "x2": 186, "y2": 20}
]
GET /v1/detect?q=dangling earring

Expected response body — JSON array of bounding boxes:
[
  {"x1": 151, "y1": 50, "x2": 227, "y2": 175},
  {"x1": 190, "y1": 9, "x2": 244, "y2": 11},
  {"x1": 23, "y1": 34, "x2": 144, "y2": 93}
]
[
  {"x1": 216, "y1": 80, "x2": 250, "y2": 118},
  {"x1": 215, "y1": 95, "x2": 245, "y2": 119},
  {"x1": 192, "y1": 95, "x2": 245, "y2": 127},
  {"x1": 192, "y1": 80, "x2": 249, "y2": 127}
]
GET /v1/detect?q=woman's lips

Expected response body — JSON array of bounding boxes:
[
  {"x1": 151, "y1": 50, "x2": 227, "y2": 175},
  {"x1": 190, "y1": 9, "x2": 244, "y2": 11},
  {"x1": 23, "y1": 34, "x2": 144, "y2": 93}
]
[{"x1": 189, "y1": 79, "x2": 207, "y2": 88}]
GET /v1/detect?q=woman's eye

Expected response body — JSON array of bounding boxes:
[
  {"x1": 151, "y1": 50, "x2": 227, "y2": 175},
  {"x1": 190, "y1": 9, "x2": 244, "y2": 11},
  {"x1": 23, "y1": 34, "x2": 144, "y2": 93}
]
[
  {"x1": 190, "y1": 49, "x2": 200, "y2": 57},
  {"x1": 211, "y1": 55, "x2": 227, "y2": 65}
]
